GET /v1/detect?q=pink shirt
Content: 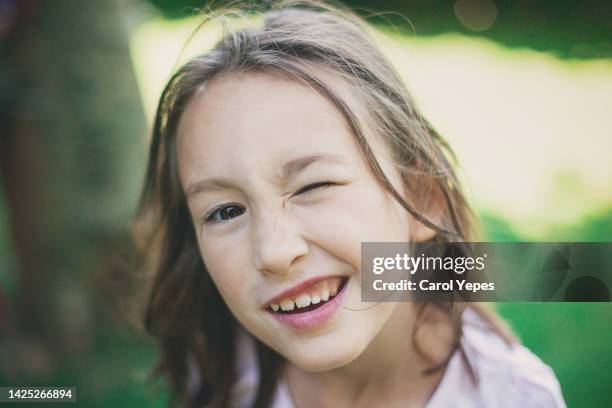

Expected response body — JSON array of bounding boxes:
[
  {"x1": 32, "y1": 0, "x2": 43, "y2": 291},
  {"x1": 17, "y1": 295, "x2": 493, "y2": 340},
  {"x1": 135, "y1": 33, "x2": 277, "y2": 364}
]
[{"x1": 229, "y1": 308, "x2": 566, "y2": 407}]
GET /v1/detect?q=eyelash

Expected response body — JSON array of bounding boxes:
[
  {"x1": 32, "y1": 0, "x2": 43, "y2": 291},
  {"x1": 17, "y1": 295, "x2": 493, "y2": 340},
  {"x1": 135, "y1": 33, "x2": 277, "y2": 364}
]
[
  {"x1": 202, "y1": 181, "x2": 336, "y2": 224},
  {"x1": 292, "y1": 181, "x2": 335, "y2": 196}
]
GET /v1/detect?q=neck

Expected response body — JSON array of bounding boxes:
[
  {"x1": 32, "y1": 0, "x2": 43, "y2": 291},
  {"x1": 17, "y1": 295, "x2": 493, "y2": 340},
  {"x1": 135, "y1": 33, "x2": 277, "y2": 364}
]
[{"x1": 285, "y1": 303, "x2": 457, "y2": 407}]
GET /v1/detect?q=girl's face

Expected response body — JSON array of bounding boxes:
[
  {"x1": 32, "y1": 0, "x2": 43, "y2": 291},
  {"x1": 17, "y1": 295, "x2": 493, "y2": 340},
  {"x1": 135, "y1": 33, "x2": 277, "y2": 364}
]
[{"x1": 177, "y1": 71, "x2": 437, "y2": 371}]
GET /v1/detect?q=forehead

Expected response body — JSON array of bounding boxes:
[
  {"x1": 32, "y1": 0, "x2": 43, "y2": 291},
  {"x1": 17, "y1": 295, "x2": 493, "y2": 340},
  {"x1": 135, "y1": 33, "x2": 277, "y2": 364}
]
[{"x1": 176, "y1": 71, "x2": 365, "y2": 181}]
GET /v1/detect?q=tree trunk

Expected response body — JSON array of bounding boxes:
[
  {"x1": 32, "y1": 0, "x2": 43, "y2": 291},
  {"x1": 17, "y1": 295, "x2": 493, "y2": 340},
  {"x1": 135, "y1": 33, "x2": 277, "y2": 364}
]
[{"x1": 1, "y1": 0, "x2": 146, "y2": 372}]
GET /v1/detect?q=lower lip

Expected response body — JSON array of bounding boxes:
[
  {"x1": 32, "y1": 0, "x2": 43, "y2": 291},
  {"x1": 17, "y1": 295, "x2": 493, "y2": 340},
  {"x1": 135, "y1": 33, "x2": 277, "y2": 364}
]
[{"x1": 269, "y1": 279, "x2": 349, "y2": 330}]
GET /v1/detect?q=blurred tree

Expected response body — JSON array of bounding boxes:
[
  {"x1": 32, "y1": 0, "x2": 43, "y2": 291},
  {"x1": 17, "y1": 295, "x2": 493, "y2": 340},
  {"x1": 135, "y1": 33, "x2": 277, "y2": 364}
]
[
  {"x1": 0, "y1": 0, "x2": 146, "y2": 375},
  {"x1": 146, "y1": 0, "x2": 612, "y2": 59}
]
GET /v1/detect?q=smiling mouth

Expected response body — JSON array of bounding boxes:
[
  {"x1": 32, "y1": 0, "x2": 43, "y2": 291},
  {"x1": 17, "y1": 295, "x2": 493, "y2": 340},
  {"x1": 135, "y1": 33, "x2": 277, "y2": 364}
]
[{"x1": 268, "y1": 277, "x2": 348, "y2": 314}]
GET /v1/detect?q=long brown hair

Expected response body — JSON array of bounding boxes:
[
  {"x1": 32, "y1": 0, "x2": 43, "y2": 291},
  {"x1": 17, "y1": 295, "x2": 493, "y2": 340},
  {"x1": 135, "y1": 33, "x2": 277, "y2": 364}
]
[{"x1": 135, "y1": 1, "x2": 512, "y2": 407}]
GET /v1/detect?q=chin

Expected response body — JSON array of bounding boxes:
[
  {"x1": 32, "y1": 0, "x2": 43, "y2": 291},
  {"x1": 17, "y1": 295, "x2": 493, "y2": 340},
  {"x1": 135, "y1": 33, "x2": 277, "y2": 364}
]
[{"x1": 281, "y1": 336, "x2": 366, "y2": 372}]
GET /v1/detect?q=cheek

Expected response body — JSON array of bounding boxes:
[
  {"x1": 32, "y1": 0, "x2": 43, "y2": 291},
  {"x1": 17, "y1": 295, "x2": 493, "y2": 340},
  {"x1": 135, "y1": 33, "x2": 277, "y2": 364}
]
[
  {"x1": 301, "y1": 182, "x2": 412, "y2": 249},
  {"x1": 199, "y1": 235, "x2": 255, "y2": 314}
]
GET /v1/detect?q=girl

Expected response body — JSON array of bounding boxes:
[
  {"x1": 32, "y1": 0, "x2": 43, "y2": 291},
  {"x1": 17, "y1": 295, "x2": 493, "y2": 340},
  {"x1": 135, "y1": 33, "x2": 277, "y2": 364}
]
[{"x1": 136, "y1": 1, "x2": 566, "y2": 406}]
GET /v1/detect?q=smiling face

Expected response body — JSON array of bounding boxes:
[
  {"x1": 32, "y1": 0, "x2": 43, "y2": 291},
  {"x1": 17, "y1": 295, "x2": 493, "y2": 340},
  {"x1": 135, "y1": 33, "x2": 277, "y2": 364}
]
[{"x1": 176, "y1": 71, "x2": 437, "y2": 371}]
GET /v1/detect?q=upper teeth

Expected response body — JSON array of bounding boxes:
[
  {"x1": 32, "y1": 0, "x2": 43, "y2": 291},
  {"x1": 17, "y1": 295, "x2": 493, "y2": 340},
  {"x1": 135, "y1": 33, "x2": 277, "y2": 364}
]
[
  {"x1": 269, "y1": 278, "x2": 343, "y2": 312},
  {"x1": 280, "y1": 298, "x2": 295, "y2": 312},
  {"x1": 295, "y1": 294, "x2": 310, "y2": 308}
]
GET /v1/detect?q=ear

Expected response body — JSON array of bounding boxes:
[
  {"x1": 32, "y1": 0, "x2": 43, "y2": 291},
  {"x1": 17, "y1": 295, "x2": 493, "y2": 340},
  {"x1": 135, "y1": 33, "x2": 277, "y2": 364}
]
[{"x1": 405, "y1": 177, "x2": 446, "y2": 243}]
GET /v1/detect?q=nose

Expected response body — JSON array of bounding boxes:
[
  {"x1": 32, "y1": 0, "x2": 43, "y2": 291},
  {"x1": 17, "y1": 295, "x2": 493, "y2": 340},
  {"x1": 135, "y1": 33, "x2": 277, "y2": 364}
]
[{"x1": 252, "y1": 210, "x2": 309, "y2": 276}]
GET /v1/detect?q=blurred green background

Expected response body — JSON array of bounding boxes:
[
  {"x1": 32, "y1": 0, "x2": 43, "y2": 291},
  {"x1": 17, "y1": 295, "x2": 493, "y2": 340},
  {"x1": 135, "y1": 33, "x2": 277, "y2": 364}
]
[{"x1": 0, "y1": 0, "x2": 610, "y2": 407}]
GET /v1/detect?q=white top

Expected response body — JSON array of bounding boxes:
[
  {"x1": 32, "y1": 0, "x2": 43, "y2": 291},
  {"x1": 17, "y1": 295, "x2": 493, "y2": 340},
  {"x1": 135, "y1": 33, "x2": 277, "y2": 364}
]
[{"x1": 229, "y1": 308, "x2": 566, "y2": 408}]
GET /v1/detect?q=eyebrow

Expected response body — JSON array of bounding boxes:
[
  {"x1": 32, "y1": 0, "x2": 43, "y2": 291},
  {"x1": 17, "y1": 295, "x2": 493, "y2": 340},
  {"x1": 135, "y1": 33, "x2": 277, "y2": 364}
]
[{"x1": 185, "y1": 153, "x2": 344, "y2": 198}]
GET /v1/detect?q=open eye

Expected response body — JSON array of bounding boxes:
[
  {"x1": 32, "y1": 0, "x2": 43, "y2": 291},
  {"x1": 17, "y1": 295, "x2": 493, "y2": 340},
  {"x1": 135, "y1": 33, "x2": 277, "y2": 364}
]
[
  {"x1": 204, "y1": 204, "x2": 245, "y2": 223},
  {"x1": 293, "y1": 181, "x2": 335, "y2": 197}
]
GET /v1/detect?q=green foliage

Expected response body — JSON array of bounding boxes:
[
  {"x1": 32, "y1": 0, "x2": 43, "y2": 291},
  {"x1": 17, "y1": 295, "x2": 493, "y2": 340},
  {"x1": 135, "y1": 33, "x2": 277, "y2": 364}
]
[
  {"x1": 144, "y1": 0, "x2": 612, "y2": 59},
  {"x1": 0, "y1": 327, "x2": 169, "y2": 408},
  {"x1": 498, "y1": 303, "x2": 612, "y2": 408},
  {"x1": 148, "y1": 0, "x2": 211, "y2": 19}
]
